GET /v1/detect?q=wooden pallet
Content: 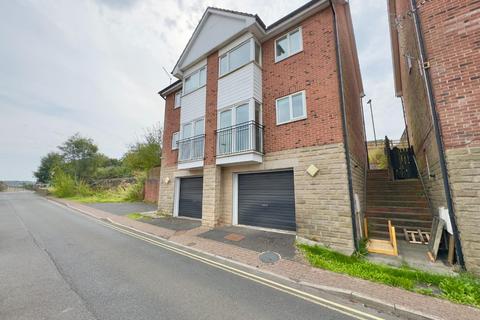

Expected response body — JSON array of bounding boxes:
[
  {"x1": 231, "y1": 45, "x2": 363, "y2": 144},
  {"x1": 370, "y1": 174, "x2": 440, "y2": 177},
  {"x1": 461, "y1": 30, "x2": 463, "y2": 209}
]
[
  {"x1": 365, "y1": 219, "x2": 398, "y2": 256},
  {"x1": 403, "y1": 228, "x2": 430, "y2": 244}
]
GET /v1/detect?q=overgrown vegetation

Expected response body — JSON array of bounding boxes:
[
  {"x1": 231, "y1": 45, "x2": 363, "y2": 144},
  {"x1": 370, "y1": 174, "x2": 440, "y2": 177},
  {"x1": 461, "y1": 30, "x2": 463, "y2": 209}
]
[
  {"x1": 36, "y1": 124, "x2": 162, "y2": 203},
  {"x1": 299, "y1": 244, "x2": 480, "y2": 307},
  {"x1": 368, "y1": 147, "x2": 387, "y2": 169},
  {"x1": 126, "y1": 212, "x2": 152, "y2": 220}
]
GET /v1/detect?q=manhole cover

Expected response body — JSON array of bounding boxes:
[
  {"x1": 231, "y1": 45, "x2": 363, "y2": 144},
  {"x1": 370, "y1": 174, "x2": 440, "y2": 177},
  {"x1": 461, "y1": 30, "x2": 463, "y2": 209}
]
[{"x1": 259, "y1": 251, "x2": 281, "y2": 264}]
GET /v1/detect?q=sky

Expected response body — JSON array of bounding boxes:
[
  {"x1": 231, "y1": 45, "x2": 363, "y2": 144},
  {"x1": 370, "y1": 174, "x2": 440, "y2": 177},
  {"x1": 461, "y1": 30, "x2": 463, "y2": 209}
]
[{"x1": 0, "y1": 0, "x2": 404, "y2": 181}]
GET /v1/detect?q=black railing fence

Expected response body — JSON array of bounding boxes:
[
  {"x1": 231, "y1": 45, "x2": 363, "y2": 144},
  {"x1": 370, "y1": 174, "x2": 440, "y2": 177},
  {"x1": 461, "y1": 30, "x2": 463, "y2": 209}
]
[
  {"x1": 216, "y1": 121, "x2": 263, "y2": 156},
  {"x1": 178, "y1": 134, "x2": 205, "y2": 162}
]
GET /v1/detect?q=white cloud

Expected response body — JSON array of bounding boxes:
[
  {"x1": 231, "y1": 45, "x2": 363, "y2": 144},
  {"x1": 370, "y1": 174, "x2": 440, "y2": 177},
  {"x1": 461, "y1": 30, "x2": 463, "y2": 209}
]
[{"x1": 0, "y1": 0, "x2": 403, "y2": 180}]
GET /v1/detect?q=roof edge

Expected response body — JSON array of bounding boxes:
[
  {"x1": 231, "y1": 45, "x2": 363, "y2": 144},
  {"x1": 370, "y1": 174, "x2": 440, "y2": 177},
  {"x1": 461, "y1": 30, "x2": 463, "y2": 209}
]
[{"x1": 158, "y1": 79, "x2": 182, "y2": 98}]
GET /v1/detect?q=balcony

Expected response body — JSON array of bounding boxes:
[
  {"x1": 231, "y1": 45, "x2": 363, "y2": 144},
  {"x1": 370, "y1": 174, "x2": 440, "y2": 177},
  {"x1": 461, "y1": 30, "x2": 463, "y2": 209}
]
[
  {"x1": 216, "y1": 121, "x2": 263, "y2": 165},
  {"x1": 177, "y1": 134, "x2": 205, "y2": 170}
]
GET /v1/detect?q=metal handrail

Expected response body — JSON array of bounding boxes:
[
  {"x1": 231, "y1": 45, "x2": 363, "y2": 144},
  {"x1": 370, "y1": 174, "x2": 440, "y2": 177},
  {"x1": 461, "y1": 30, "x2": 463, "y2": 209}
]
[
  {"x1": 216, "y1": 121, "x2": 263, "y2": 156},
  {"x1": 178, "y1": 134, "x2": 205, "y2": 162}
]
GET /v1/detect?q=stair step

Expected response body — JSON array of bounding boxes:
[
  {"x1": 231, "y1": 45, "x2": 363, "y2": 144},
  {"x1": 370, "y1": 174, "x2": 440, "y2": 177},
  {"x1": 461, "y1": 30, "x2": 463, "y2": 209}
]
[
  {"x1": 366, "y1": 206, "x2": 431, "y2": 213},
  {"x1": 367, "y1": 218, "x2": 432, "y2": 227},
  {"x1": 366, "y1": 202, "x2": 428, "y2": 208}
]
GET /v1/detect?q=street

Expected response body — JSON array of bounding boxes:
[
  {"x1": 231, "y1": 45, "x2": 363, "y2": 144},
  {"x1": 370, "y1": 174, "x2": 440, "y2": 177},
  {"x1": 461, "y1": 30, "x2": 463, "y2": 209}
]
[{"x1": 0, "y1": 192, "x2": 392, "y2": 320}]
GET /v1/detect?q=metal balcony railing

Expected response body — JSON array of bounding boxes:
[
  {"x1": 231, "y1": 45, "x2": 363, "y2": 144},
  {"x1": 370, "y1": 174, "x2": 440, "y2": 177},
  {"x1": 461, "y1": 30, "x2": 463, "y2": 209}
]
[
  {"x1": 216, "y1": 121, "x2": 263, "y2": 156},
  {"x1": 178, "y1": 134, "x2": 205, "y2": 162}
]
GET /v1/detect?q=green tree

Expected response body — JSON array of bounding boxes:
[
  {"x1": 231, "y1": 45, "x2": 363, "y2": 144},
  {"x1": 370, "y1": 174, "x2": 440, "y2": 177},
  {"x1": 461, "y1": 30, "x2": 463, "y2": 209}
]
[
  {"x1": 123, "y1": 123, "x2": 162, "y2": 172},
  {"x1": 58, "y1": 133, "x2": 100, "y2": 180},
  {"x1": 34, "y1": 152, "x2": 64, "y2": 183}
]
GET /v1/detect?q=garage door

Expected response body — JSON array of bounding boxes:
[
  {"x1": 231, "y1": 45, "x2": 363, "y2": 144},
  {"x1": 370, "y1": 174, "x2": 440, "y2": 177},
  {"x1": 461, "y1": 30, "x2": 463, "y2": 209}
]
[
  {"x1": 238, "y1": 171, "x2": 296, "y2": 231},
  {"x1": 178, "y1": 177, "x2": 203, "y2": 219}
]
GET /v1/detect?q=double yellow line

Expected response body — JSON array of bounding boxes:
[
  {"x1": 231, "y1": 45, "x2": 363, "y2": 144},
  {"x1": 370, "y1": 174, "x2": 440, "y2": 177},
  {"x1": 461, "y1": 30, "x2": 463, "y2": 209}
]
[{"x1": 92, "y1": 218, "x2": 384, "y2": 320}]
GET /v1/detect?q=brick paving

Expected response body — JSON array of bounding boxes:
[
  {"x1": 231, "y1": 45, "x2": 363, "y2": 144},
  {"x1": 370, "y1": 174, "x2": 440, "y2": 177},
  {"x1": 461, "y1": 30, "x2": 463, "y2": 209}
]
[{"x1": 50, "y1": 197, "x2": 480, "y2": 320}]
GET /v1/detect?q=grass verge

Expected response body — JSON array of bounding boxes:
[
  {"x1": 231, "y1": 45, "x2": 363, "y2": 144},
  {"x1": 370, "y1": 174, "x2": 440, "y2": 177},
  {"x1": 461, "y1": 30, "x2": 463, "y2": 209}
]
[
  {"x1": 298, "y1": 244, "x2": 480, "y2": 308},
  {"x1": 126, "y1": 213, "x2": 151, "y2": 220}
]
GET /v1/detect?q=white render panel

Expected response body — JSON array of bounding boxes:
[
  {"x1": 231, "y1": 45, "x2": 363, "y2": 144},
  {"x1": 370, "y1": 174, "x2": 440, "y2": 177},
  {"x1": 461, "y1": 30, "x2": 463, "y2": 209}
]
[
  {"x1": 253, "y1": 64, "x2": 262, "y2": 103},
  {"x1": 181, "y1": 87, "x2": 206, "y2": 124},
  {"x1": 182, "y1": 13, "x2": 251, "y2": 69},
  {"x1": 218, "y1": 63, "x2": 255, "y2": 109}
]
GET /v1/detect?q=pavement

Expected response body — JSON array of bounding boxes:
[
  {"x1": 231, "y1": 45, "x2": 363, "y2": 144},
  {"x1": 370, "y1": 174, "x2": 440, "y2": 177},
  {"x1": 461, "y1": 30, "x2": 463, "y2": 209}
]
[
  {"x1": 82, "y1": 202, "x2": 157, "y2": 215},
  {"x1": 1, "y1": 192, "x2": 395, "y2": 320},
  {"x1": 197, "y1": 226, "x2": 297, "y2": 260},
  {"x1": 4, "y1": 192, "x2": 480, "y2": 320}
]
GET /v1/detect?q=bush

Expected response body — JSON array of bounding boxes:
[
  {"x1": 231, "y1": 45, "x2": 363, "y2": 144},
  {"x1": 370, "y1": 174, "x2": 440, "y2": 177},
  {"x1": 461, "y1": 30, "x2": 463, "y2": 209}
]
[
  {"x1": 123, "y1": 174, "x2": 145, "y2": 201},
  {"x1": 51, "y1": 170, "x2": 76, "y2": 198},
  {"x1": 76, "y1": 180, "x2": 93, "y2": 197},
  {"x1": 369, "y1": 148, "x2": 387, "y2": 169}
]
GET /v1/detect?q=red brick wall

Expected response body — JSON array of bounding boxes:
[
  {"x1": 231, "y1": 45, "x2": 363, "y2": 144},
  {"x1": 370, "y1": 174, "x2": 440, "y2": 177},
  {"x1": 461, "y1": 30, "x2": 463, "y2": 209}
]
[
  {"x1": 419, "y1": 0, "x2": 480, "y2": 149},
  {"x1": 204, "y1": 52, "x2": 219, "y2": 165},
  {"x1": 335, "y1": 2, "x2": 366, "y2": 163},
  {"x1": 144, "y1": 166, "x2": 161, "y2": 203},
  {"x1": 162, "y1": 91, "x2": 180, "y2": 167},
  {"x1": 261, "y1": 9, "x2": 343, "y2": 153}
]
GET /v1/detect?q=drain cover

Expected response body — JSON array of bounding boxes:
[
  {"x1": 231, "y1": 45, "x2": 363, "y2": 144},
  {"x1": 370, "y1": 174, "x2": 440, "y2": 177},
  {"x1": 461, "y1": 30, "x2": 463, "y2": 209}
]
[{"x1": 259, "y1": 251, "x2": 281, "y2": 264}]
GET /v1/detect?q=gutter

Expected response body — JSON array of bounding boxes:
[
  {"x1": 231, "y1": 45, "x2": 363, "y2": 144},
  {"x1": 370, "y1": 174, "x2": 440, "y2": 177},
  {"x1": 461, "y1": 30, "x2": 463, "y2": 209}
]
[
  {"x1": 410, "y1": 0, "x2": 465, "y2": 268},
  {"x1": 330, "y1": 0, "x2": 359, "y2": 251}
]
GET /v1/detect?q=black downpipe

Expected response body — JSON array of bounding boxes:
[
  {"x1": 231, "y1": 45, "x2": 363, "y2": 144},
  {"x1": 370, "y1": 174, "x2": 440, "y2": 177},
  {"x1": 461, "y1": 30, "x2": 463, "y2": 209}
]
[
  {"x1": 330, "y1": 1, "x2": 359, "y2": 251},
  {"x1": 410, "y1": 0, "x2": 465, "y2": 268}
]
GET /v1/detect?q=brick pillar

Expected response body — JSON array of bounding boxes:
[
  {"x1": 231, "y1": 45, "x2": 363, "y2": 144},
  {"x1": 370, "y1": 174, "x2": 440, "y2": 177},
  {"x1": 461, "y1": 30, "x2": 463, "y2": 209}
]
[
  {"x1": 201, "y1": 52, "x2": 222, "y2": 227},
  {"x1": 204, "y1": 52, "x2": 218, "y2": 165},
  {"x1": 202, "y1": 165, "x2": 222, "y2": 227}
]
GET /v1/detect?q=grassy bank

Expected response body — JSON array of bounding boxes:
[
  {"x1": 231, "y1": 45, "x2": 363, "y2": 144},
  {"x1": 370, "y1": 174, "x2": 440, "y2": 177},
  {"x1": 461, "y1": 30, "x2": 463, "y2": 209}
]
[
  {"x1": 299, "y1": 244, "x2": 480, "y2": 308},
  {"x1": 49, "y1": 170, "x2": 145, "y2": 203}
]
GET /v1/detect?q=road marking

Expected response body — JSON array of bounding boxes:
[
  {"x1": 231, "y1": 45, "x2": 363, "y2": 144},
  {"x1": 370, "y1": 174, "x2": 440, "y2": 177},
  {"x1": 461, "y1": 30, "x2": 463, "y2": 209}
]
[{"x1": 87, "y1": 218, "x2": 384, "y2": 320}]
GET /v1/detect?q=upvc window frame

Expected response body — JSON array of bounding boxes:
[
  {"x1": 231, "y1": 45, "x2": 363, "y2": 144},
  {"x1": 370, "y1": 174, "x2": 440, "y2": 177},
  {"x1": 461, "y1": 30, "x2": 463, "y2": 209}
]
[
  {"x1": 174, "y1": 91, "x2": 181, "y2": 108},
  {"x1": 172, "y1": 131, "x2": 179, "y2": 150},
  {"x1": 274, "y1": 27, "x2": 303, "y2": 63},
  {"x1": 183, "y1": 66, "x2": 207, "y2": 95},
  {"x1": 275, "y1": 90, "x2": 307, "y2": 125},
  {"x1": 218, "y1": 38, "x2": 261, "y2": 77},
  {"x1": 180, "y1": 117, "x2": 205, "y2": 139}
]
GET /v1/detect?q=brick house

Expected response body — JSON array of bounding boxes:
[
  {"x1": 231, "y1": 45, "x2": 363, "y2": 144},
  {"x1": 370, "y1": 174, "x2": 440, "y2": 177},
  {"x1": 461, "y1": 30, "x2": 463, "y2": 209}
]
[
  {"x1": 158, "y1": 0, "x2": 366, "y2": 254},
  {"x1": 387, "y1": 0, "x2": 480, "y2": 273}
]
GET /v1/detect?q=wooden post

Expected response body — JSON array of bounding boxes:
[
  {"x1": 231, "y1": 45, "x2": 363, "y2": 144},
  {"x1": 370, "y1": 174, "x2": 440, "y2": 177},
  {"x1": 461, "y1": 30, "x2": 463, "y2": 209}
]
[{"x1": 363, "y1": 217, "x2": 368, "y2": 238}]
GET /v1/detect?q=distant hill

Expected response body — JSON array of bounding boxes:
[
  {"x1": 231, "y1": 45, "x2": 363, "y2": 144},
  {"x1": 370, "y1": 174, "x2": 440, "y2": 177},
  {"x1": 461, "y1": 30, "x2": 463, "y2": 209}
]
[{"x1": 2, "y1": 181, "x2": 35, "y2": 187}]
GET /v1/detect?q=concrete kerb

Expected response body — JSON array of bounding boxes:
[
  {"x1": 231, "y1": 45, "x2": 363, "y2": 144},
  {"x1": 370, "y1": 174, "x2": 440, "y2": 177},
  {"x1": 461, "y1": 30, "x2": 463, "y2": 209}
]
[{"x1": 46, "y1": 196, "x2": 457, "y2": 320}]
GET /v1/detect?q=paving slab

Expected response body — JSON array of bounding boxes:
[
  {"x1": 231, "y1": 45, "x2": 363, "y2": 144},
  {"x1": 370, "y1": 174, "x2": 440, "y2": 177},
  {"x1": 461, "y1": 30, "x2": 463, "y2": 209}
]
[
  {"x1": 140, "y1": 216, "x2": 201, "y2": 231},
  {"x1": 83, "y1": 202, "x2": 157, "y2": 215},
  {"x1": 197, "y1": 226, "x2": 297, "y2": 260}
]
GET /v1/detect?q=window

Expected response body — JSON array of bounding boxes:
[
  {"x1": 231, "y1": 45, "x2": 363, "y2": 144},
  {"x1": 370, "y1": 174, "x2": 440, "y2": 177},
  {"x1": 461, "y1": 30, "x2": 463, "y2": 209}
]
[
  {"x1": 194, "y1": 118, "x2": 204, "y2": 135},
  {"x1": 182, "y1": 123, "x2": 192, "y2": 139},
  {"x1": 276, "y1": 91, "x2": 307, "y2": 125},
  {"x1": 181, "y1": 118, "x2": 204, "y2": 139},
  {"x1": 275, "y1": 27, "x2": 303, "y2": 62},
  {"x1": 184, "y1": 66, "x2": 206, "y2": 94},
  {"x1": 219, "y1": 39, "x2": 259, "y2": 76},
  {"x1": 174, "y1": 91, "x2": 181, "y2": 108},
  {"x1": 172, "y1": 132, "x2": 179, "y2": 150}
]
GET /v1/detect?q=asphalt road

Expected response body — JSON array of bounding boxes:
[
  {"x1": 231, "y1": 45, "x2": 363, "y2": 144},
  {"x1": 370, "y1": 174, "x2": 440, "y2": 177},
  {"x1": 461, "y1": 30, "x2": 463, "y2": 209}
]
[{"x1": 0, "y1": 192, "x2": 393, "y2": 320}]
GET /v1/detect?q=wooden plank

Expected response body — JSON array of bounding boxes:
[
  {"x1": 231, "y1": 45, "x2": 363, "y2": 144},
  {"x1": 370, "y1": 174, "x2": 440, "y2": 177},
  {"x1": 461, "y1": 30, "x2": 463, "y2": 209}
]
[
  {"x1": 427, "y1": 217, "x2": 445, "y2": 262},
  {"x1": 417, "y1": 229, "x2": 425, "y2": 244},
  {"x1": 363, "y1": 217, "x2": 368, "y2": 238},
  {"x1": 447, "y1": 234, "x2": 455, "y2": 265}
]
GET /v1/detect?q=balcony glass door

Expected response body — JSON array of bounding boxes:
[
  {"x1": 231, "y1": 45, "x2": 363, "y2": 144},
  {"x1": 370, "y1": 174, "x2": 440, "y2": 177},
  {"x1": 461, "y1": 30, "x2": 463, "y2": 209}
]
[
  {"x1": 235, "y1": 104, "x2": 249, "y2": 153},
  {"x1": 219, "y1": 110, "x2": 232, "y2": 154},
  {"x1": 193, "y1": 119, "x2": 204, "y2": 159}
]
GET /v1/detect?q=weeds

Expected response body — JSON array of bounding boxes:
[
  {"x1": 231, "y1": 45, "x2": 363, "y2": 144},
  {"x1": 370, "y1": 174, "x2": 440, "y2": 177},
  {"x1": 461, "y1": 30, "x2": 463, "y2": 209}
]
[{"x1": 298, "y1": 244, "x2": 480, "y2": 308}]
